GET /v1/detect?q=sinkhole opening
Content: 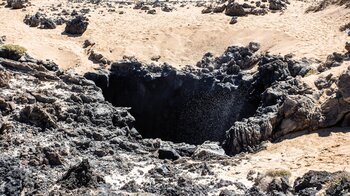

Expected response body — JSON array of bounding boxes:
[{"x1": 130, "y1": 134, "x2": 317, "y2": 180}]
[{"x1": 91, "y1": 69, "x2": 260, "y2": 145}]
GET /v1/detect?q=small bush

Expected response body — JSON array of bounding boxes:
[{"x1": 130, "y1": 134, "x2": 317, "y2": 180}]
[
  {"x1": 1, "y1": 44, "x2": 27, "y2": 55},
  {"x1": 327, "y1": 171, "x2": 350, "y2": 188},
  {"x1": 0, "y1": 44, "x2": 27, "y2": 60},
  {"x1": 304, "y1": 68, "x2": 317, "y2": 77},
  {"x1": 266, "y1": 169, "x2": 292, "y2": 178}
]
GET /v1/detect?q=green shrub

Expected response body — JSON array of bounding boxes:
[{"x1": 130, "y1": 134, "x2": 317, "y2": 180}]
[
  {"x1": 0, "y1": 44, "x2": 27, "y2": 60},
  {"x1": 0, "y1": 44, "x2": 27, "y2": 55},
  {"x1": 304, "y1": 68, "x2": 317, "y2": 77},
  {"x1": 327, "y1": 171, "x2": 350, "y2": 189},
  {"x1": 266, "y1": 169, "x2": 292, "y2": 178}
]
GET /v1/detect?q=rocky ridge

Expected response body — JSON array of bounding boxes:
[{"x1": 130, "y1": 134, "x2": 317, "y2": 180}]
[
  {"x1": 1, "y1": 40, "x2": 350, "y2": 195},
  {"x1": 1, "y1": 39, "x2": 350, "y2": 194}
]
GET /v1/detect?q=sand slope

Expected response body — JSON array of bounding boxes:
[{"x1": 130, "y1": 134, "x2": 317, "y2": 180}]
[{"x1": 0, "y1": 0, "x2": 349, "y2": 73}]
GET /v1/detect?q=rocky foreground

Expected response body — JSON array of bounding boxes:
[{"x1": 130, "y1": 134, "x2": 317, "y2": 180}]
[
  {"x1": 1, "y1": 0, "x2": 350, "y2": 195},
  {"x1": 0, "y1": 40, "x2": 350, "y2": 195}
]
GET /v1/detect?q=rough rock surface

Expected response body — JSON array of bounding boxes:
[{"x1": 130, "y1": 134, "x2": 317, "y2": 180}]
[
  {"x1": 24, "y1": 13, "x2": 57, "y2": 29},
  {"x1": 0, "y1": 54, "x2": 257, "y2": 195},
  {"x1": 87, "y1": 44, "x2": 322, "y2": 156},
  {"x1": 64, "y1": 15, "x2": 89, "y2": 35},
  {"x1": 6, "y1": 0, "x2": 28, "y2": 9},
  {"x1": 0, "y1": 40, "x2": 348, "y2": 194},
  {"x1": 225, "y1": 2, "x2": 246, "y2": 16}
]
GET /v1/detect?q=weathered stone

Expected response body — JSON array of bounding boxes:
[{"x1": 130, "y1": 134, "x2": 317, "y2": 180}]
[
  {"x1": 64, "y1": 16, "x2": 88, "y2": 35},
  {"x1": 59, "y1": 159, "x2": 103, "y2": 189},
  {"x1": 225, "y1": 2, "x2": 246, "y2": 16}
]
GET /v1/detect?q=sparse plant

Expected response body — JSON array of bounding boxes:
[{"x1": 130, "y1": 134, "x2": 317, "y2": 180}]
[
  {"x1": 326, "y1": 171, "x2": 350, "y2": 189},
  {"x1": 0, "y1": 44, "x2": 27, "y2": 60},
  {"x1": 304, "y1": 69, "x2": 317, "y2": 77},
  {"x1": 266, "y1": 169, "x2": 292, "y2": 178}
]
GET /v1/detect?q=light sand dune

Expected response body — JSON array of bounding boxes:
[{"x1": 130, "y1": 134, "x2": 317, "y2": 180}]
[
  {"x1": 214, "y1": 128, "x2": 350, "y2": 184},
  {"x1": 0, "y1": 0, "x2": 349, "y2": 73}
]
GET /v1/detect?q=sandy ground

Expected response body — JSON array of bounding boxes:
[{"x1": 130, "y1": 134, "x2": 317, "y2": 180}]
[
  {"x1": 0, "y1": 0, "x2": 349, "y2": 73},
  {"x1": 212, "y1": 127, "x2": 350, "y2": 187}
]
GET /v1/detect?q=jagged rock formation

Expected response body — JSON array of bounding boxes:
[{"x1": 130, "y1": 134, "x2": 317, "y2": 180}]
[
  {"x1": 6, "y1": 0, "x2": 28, "y2": 9},
  {"x1": 86, "y1": 44, "x2": 323, "y2": 156},
  {"x1": 64, "y1": 15, "x2": 89, "y2": 35},
  {"x1": 1, "y1": 42, "x2": 350, "y2": 194},
  {"x1": 0, "y1": 53, "x2": 256, "y2": 195},
  {"x1": 24, "y1": 12, "x2": 57, "y2": 29},
  {"x1": 306, "y1": 0, "x2": 350, "y2": 13}
]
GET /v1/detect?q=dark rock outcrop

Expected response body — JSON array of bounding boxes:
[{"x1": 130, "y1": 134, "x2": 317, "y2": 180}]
[
  {"x1": 86, "y1": 44, "x2": 321, "y2": 156},
  {"x1": 39, "y1": 18, "x2": 56, "y2": 29},
  {"x1": 24, "y1": 12, "x2": 42, "y2": 27},
  {"x1": 59, "y1": 159, "x2": 103, "y2": 189},
  {"x1": 294, "y1": 170, "x2": 334, "y2": 194},
  {"x1": 0, "y1": 157, "x2": 26, "y2": 195},
  {"x1": 7, "y1": 0, "x2": 28, "y2": 9},
  {"x1": 64, "y1": 16, "x2": 88, "y2": 35},
  {"x1": 269, "y1": 0, "x2": 288, "y2": 10},
  {"x1": 225, "y1": 2, "x2": 246, "y2": 16},
  {"x1": 0, "y1": 38, "x2": 348, "y2": 195}
]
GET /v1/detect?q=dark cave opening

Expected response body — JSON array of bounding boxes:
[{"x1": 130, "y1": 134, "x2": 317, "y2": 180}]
[{"x1": 90, "y1": 66, "x2": 259, "y2": 145}]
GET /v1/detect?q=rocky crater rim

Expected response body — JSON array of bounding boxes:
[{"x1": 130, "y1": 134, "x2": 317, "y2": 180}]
[
  {"x1": 85, "y1": 44, "x2": 261, "y2": 145},
  {"x1": 85, "y1": 43, "x2": 350, "y2": 155}
]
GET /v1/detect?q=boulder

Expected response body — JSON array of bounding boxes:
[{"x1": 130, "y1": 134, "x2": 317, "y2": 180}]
[
  {"x1": 326, "y1": 174, "x2": 350, "y2": 195},
  {"x1": 248, "y1": 42, "x2": 261, "y2": 52},
  {"x1": 158, "y1": 148, "x2": 180, "y2": 160},
  {"x1": 338, "y1": 70, "x2": 350, "y2": 103},
  {"x1": 24, "y1": 12, "x2": 42, "y2": 27},
  {"x1": 83, "y1": 39, "x2": 95, "y2": 48},
  {"x1": 0, "y1": 36, "x2": 6, "y2": 45},
  {"x1": 192, "y1": 142, "x2": 226, "y2": 160},
  {"x1": 229, "y1": 16, "x2": 238, "y2": 24},
  {"x1": 225, "y1": 2, "x2": 246, "y2": 16},
  {"x1": 39, "y1": 18, "x2": 56, "y2": 29},
  {"x1": 19, "y1": 105, "x2": 56, "y2": 130},
  {"x1": 147, "y1": 9, "x2": 156, "y2": 15},
  {"x1": 201, "y1": 7, "x2": 213, "y2": 14},
  {"x1": 161, "y1": 4, "x2": 174, "y2": 12},
  {"x1": 213, "y1": 4, "x2": 227, "y2": 13},
  {"x1": 7, "y1": 0, "x2": 27, "y2": 9},
  {"x1": 269, "y1": 0, "x2": 287, "y2": 10},
  {"x1": 294, "y1": 171, "x2": 334, "y2": 194},
  {"x1": 64, "y1": 16, "x2": 88, "y2": 35},
  {"x1": 314, "y1": 74, "x2": 334, "y2": 90},
  {"x1": 58, "y1": 159, "x2": 103, "y2": 190},
  {"x1": 43, "y1": 147, "x2": 62, "y2": 166},
  {"x1": 346, "y1": 42, "x2": 350, "y2": 53}
]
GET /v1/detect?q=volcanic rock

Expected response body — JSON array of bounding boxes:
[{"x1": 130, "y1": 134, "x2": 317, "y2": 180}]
[
  {"x1": 225, "y1": 2, "x2": 246, "y2": 16},
  {"x1": 58, "y1": 159, "x2": 103, "y2": 189},
  {"x1": 64, "y1": 16, "x2": 88, "y2": 35},
  {"x1": 158, "y1": 148, "x2": 181, "y2": 160},
  {"x1": 19, "y1": 105, "x2": 57, "y2": 130},
  {"x1": 229, "y1": 16, "x2": 238, "y2": 24},
  {"x1": 346, "y1": 42, "x2": 350, "y2": 53},
  {"x1": 39, "y1": 18, "x2": 56, "y2": 29},
  {"x1": 269, "y1": 0, "x2": 288, "y2": 10},
  {"x1": 24, "y1": 12, "x2": 42, "y2": 27},
  {"x1": 7, "y1": 0, "x2": 27, "y2": 9},
  {"x1": 213, "y1": 4, "x2": 227, "y2": 13}
]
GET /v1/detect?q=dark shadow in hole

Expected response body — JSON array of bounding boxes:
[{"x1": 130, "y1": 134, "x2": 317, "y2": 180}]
[{"x1": 103, "y1": 72, "x2": 259, "y2": 145}]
